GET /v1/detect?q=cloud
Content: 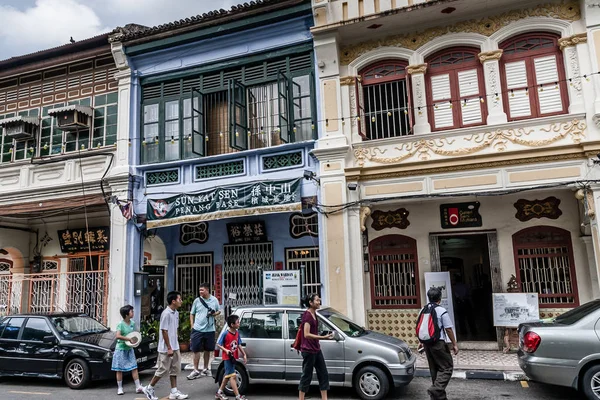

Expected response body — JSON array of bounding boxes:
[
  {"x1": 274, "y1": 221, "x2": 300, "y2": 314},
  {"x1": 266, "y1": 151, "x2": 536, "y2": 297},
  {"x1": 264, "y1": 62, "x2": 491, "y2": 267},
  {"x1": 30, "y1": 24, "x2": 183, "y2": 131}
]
[{"x1": 0, "y1": 0, "x2": 110, "y2": 59}]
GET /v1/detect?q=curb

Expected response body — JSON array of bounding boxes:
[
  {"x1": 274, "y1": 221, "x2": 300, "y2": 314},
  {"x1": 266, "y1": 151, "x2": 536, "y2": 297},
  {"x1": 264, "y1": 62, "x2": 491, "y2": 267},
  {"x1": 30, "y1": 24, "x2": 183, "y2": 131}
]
[{"x1": 415, "y1": 368, "x2": 528, "y2": 381}]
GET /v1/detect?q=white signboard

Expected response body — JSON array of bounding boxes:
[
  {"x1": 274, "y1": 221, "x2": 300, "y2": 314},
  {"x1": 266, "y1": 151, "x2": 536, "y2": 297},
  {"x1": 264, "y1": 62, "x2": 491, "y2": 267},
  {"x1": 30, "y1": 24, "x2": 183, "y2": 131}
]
[
  {"x1": 424, "y1": 272, "x2": 456, "y2": 331},
  {"x1": 492, "y1": 293, "x2": 540, "y2": 327},
  {"x1": 263, "y1": 270, "x2": 301, "y2": 306}
]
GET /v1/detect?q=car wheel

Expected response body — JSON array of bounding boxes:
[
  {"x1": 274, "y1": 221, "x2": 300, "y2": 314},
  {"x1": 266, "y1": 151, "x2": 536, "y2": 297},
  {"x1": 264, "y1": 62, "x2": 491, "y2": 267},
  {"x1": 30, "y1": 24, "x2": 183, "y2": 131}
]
[
  {"x1": 220, "y1": 363, "x2": 248, "y2": 397},
  {"x1": 354, "y1": 366, "x2": 389, "y2": 400},
  {"x1": 583, "y1": 364, "x2": 600, "y2": 400},
  {"x1": 64, "y1": 358, "x2": 91, "y2": 390}
]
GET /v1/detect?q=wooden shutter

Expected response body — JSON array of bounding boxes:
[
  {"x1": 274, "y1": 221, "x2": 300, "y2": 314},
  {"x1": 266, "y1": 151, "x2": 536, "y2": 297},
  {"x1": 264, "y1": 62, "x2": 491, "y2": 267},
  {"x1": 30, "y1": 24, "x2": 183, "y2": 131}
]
[
  {"x1": 278, "y1": 71, "x2": 291, "y2": 143},
  {"x1": 228, "y1": 79, "x2": 248, "y2": 151},
  {"x1": 430, "y1": 74, "x2": 453, "y2": 129},
  {"x1": 191, "y1": 88, "x2": 205, "y2": 156},
  {"x1": 534, "y1": 55, "x2": 563, "y2": 115},
  {"x1": 504, "y1": 60, "x2": 531, "y2": 118},
  {"x1": 355, "y1": 76, "x2": 367, "y2": 139},
  {"x1": 457, "y1": 69, "x2": 482, "y2": 125}
]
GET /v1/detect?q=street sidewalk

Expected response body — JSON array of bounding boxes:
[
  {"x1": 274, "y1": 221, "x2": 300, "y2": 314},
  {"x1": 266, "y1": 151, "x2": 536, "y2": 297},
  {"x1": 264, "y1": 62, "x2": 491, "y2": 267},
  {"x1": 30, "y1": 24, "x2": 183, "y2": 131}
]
[{"x1": 175, "y1": 349, "x2": 527, "y2": 381}]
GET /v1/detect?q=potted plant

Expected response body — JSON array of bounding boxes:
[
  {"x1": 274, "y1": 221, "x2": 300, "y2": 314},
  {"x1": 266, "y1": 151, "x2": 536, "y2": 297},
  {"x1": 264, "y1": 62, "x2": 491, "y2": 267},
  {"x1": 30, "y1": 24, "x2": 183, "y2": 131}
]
[
  {"x1": 177, "y1": 294, "x2": 195, "y2": 352},
  {"x1": 141, "y1": 318, "x2": 160, "y2": 342}
]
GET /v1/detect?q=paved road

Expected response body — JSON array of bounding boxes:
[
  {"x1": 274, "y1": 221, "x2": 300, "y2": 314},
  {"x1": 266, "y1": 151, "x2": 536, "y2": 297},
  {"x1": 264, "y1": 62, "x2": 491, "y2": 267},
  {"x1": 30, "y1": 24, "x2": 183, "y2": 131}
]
[{"x1": 0, "y1": 371, "x2": 585, "y2": 400}]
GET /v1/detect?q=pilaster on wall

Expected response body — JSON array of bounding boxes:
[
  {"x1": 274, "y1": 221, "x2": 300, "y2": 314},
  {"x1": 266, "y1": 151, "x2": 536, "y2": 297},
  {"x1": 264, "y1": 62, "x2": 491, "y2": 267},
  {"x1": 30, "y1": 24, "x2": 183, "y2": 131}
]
[
  {"x1": 109, "y1": 41, "x2": 133, "y2": 179},
  {"x1": 407, "y1": 64, "x2": 431, "y2": 134},
  {"x1": 479, "y1": 50, "x2": 508, "y2": 125},
  {"x1": 585, "y1": 185, "x2": 600, "y2": 302}
]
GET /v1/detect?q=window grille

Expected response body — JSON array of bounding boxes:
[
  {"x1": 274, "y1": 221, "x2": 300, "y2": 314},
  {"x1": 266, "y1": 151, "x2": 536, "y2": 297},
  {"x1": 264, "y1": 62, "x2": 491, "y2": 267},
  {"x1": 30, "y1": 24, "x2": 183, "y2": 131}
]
[
  {"x1": 262, "y1": 151, "x2": 303, "y2": 171},
  {"x1": 0, "y1": 261, "x2": 11, "y2": 274},
  {"x1": 175, "y1": 253, "x2": 213, "y2": 298},
  {"x1": 196, "y1": 160, "x2": 245, "y2": 180},
  {"x1": 146, "y1": 169, "x2": 180, "y2": 186},
  {"x1": 286, "y1": 247, "x2": 321, "y2": 297},
  {"x1": 512, "y1": 226, "x2": 578, "y2": 307},
  {"x1": 369, "y1": 235, "x2": 420, "y2": 308}
]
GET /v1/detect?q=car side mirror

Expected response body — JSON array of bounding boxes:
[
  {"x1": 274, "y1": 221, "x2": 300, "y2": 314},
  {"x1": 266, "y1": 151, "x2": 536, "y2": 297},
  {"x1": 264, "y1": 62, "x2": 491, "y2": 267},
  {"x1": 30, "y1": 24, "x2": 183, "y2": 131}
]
[
  {"x1": 43, "y1": 335, "x2": 58, "y2": 344},
  {"x1": 332, "y1": 332, "x2": 342, "y2": 342}
]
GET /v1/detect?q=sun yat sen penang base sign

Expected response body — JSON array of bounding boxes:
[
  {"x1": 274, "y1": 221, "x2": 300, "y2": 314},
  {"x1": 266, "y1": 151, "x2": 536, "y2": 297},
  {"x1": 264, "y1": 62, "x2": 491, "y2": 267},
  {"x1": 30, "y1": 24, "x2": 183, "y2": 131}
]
[{"x1": 146, "y1": 178, "x2": 302, "y2": 228}]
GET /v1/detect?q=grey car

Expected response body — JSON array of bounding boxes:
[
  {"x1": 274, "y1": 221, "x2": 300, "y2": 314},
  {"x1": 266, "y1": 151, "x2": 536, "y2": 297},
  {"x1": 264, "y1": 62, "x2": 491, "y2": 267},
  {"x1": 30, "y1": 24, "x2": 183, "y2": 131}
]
[
  {"x1": 518, "y1": 299, "x2": 600, "y2": 400},
  {"x1": 211, "y1": 306, "x2": 415, "y2": 400}
]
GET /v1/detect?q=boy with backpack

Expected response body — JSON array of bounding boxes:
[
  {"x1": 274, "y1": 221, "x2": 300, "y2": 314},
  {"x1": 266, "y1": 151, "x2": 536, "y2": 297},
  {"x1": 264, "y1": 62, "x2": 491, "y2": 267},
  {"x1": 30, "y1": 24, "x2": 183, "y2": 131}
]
[
  {"x1": 215, "y1": 314, "x2": 247, "y2": 400},
  {"x1": 416, "y1": 287, "x2": 459, "y2": 400}
]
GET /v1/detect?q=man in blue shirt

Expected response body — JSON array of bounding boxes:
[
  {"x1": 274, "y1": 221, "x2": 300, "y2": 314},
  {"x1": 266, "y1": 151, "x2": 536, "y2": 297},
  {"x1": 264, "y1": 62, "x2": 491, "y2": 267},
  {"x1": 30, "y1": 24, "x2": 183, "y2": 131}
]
[{"x1": 187, "y1": 282, "x2": 221, "y2": 379}]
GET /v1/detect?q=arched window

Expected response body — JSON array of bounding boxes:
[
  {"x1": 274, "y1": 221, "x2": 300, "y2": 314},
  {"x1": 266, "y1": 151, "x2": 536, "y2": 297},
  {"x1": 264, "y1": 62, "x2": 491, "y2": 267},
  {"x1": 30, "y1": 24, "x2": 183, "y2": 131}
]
[
  {"x1": 426, "y1": 47, "x2": 487, "y2": 131},
  {"x1": 0, "y1": 259, "x2": 11, "y2": 274},
  {"x1": 500, "y1": 33, "x2": 568, "y2": 120},
  {"x1": 358, "y1": 61, "x2": 412, "y2": 140},
  {"x1": 512, "y1": 226, "x2": 578, "y2": 307},
  {"x1": 369, "y1": 234, "x2": 420, "y2": 308}
]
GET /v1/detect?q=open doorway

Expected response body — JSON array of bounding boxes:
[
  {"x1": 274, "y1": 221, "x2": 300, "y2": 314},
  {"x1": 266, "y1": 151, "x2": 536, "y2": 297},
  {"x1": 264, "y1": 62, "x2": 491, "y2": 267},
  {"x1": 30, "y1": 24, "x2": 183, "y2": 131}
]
[{"x1": 438, "y1": 234, "x2": 495, "y2": 341}]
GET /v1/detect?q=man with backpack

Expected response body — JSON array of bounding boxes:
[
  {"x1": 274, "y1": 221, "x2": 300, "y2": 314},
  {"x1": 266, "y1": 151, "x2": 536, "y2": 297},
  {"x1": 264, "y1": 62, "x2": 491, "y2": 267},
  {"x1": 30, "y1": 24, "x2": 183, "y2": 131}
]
[{"x1": 416, "y1": 287, "x2": 459, "y2": 400}]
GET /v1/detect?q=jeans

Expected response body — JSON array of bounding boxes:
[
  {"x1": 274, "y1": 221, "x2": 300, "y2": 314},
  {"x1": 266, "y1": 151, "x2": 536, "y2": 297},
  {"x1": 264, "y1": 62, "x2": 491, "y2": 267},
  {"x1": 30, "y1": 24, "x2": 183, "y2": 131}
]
[
  {"x1": 424, "y1": 341, "x2": 454, "y2": 400},
  {"x1": 298, "y1": 351, "x2": 329, "y2": 393}
]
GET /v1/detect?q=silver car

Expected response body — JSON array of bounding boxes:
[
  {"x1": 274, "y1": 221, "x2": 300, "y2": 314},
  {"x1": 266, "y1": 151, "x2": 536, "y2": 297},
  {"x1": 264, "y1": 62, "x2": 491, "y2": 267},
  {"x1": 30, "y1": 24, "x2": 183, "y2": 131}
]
[
  {"x1": 211, "y1": 306, "x2": 415, "y2": 400},
  {"x1": 518, "y1": 299, "x2": 600, "y2": 400}
]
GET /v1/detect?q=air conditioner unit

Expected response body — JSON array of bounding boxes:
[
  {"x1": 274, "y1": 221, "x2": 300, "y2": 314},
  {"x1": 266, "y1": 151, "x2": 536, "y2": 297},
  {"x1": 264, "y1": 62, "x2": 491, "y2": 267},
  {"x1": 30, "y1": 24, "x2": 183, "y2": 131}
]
[
  {"x1": 0, "y1": 116, "x2": 39, "y2": 140},
  {"x1": 47, "y1": 105, "x2": 93, "y2": 132}
]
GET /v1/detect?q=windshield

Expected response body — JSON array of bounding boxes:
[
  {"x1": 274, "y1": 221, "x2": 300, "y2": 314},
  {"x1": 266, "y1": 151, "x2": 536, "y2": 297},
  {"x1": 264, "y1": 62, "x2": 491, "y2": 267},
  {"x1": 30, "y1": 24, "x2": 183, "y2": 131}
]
[
  {"x1": 320, "y1": 308, "x2": 366, "y2": 337},
  {"x1": 51, "y1": 315, "x2": 109, "y2": 338},
  {"x1": 554, "y1": 300, "x2": 600, "y2": 325}
]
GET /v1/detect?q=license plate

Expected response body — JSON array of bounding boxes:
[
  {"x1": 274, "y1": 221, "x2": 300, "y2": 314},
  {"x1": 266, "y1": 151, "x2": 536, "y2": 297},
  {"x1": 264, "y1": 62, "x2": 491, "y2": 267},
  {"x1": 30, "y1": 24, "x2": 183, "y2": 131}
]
[{"x1": 137, "y1": 356, "x2": 148, "y2": 363}]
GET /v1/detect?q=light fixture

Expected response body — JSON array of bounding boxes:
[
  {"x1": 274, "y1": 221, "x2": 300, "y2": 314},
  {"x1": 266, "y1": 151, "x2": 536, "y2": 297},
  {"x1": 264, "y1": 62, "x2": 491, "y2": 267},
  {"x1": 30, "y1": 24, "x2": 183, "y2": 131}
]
[
  {"x1": 347, "y1": 183, "x2": 358, "y2": 191},
  {"x1": 303, "y1": 170, "x2": 320, "y2": 185}
]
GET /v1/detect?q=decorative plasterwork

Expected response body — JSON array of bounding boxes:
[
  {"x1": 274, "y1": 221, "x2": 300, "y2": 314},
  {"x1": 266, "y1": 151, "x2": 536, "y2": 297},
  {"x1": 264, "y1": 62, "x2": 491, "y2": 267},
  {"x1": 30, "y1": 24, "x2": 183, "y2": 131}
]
[
  {"x1": 514, "y1": 197, "x2": 562, "y2": 221},
  {"x1": 340, "y1": 1, "x2": 580, "y2": 64},
  {"x1": 340, "y1": 76, "x2": 357, "y2": 86},
  {"x1": 353, "y1": 119, "x2": 586, "y2": 167},
  {"x1": 558, "y1": 32, "x2": 588, "y2": 51},
  {"x1": 407, "y1": 63, "x2": 427, "y2": 75},
  {"x1": 360, "y1": 206, "x2": 372, "y2": 232},
  {"x1": 479, "y1": 50, "x2": 503, "y2": 63}
]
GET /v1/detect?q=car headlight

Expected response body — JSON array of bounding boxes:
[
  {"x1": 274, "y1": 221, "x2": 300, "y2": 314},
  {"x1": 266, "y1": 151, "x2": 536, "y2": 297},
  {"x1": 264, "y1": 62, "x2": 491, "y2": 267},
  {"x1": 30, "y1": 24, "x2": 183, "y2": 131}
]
[
  {"x1": 398, "y1": 351, "x2": 407, "y2": 364},
  {"x1": 103, "y1": 351, "x2": 113, "y2": 361}
]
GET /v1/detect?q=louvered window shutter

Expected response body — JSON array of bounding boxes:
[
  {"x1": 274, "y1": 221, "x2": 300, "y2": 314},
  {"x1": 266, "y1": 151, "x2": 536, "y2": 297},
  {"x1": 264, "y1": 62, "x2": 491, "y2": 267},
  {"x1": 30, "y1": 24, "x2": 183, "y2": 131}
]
[
  {"x1": 534, "y1": 55, "x2": 563, "y2": 115},
  {"x1": 356, "y1": 77, "x2": 367, "y2": 139},
  {"x1": 430, "y1": 74, "x2": 453, "y2": 129},
  {"x1": 457, "y1": 69, "x2": 482, "y2": 125},
  {"x1": 504, "y1": 60, "x2": 531, "y2": 118}
]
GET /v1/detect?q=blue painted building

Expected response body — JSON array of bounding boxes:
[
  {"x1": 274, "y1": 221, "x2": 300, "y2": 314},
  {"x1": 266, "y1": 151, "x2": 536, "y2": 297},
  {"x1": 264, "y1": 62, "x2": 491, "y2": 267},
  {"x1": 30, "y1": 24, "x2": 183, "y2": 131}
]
[{"x1": 109, "y1": 0, "x2": 321, "y2": 322}]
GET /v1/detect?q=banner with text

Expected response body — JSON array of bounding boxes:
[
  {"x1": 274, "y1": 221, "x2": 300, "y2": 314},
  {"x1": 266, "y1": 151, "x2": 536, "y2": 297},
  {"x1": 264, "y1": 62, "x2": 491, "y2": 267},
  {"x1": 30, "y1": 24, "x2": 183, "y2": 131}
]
[{"x1": 147, "y1": 178, "x2": 302, "y2": 228}]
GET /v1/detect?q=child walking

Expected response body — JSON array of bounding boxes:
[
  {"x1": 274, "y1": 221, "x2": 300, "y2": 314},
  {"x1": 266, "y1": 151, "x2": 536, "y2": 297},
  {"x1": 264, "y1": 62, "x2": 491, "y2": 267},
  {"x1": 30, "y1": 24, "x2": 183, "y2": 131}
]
[
  {"x1": 215, "y1": 314, "x2": 247, "y2": 400},
  {"x1": 112, "y1": 305, "x2": 144, "y2": 395}
]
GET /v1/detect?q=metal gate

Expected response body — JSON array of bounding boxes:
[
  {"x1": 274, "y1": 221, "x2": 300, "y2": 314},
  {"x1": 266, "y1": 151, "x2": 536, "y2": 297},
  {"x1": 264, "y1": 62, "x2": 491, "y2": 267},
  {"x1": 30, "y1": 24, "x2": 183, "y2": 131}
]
[
  {"x1": 285, "y1": 247, "x2": 321, "y2": 297},
  {"x1": 67, "y1": 256, "x2": 109, "y2": 322},
  {"x1": 223, "y1": 242, "x2": 273, "y2": 315},
  {"x1": 175, "y1": 253, "x2": 213, "y2": 298}
]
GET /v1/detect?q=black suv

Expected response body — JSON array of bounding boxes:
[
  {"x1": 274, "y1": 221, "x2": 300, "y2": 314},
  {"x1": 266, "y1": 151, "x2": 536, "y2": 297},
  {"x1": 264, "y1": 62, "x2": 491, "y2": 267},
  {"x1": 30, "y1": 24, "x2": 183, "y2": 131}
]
[{"x1": 0, "y1": 313, "x2": 158, "y2": 389}]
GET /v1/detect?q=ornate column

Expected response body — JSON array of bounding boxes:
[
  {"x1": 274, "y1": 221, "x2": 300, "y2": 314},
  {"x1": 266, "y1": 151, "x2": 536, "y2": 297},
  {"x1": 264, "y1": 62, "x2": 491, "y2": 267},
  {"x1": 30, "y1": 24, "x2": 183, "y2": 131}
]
[
  {"x1": 110, "y1": 41, "x2": 133, "y2": 178},
  {"x1": 407, "y1": 64, "x2": 430, "y2": 134},
  {"x1": 558, "y1": 33, "x2": 587, "y2": 115},
  {"x1": 478, "y1": 50, "x2": 507, "y2": 125}
]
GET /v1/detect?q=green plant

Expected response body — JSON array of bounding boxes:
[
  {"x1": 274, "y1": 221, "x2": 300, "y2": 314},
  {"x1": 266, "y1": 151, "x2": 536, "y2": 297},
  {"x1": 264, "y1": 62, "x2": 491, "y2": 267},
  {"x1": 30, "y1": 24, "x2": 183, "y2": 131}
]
[
  {"x1": 141, "y1": 319, "x2": 160, "y2": 341},
  {"x1": 177, "y1": 294, "x2": 195, "y2": 343}
]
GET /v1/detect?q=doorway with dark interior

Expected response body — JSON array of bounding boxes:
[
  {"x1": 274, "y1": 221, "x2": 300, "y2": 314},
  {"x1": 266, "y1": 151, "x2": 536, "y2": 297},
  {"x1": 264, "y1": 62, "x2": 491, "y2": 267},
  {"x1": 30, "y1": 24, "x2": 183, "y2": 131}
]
[{"x1": 438, "y1": 234, "x2": 495, "y2": 342}]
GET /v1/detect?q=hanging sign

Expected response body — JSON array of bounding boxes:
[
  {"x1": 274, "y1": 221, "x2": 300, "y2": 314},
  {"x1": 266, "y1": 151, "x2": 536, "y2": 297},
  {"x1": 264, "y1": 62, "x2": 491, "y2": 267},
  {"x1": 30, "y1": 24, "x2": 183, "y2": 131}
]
[
  {"x1": 263, "y1": 270, "x2": 301, "y2": 306},
  {"x1": 227, "y1": 221, "x2": 267, "y2": 244},
  {"x1": 147, "y1": 178, "x2": 302, "y2": 228},
  {"x1": 57, "y1": 227, "x2": 110, "y2": 253},
  {"x1": 440, "y1": 202, "x2": 482, "y2": 229}
]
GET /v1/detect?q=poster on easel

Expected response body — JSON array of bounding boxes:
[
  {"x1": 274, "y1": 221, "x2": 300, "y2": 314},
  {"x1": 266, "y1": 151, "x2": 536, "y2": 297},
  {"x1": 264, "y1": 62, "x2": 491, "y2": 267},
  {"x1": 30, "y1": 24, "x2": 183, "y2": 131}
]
[
  {"x1": 424, "y1": 272, "x2": 456, "y2": 330},
  {"x1": 263, "y1": 270, "x2": 301, "y2": 306}
]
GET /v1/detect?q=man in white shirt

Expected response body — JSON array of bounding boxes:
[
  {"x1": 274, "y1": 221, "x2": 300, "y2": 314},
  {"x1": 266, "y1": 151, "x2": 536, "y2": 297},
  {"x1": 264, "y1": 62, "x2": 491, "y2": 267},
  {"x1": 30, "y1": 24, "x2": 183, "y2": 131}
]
[
  {"x1": 420, "y1": 287, "x2": 459, "y2": 400},
  {"x1": 143, "y1": 291, "x2": 189, "y2": 400}
]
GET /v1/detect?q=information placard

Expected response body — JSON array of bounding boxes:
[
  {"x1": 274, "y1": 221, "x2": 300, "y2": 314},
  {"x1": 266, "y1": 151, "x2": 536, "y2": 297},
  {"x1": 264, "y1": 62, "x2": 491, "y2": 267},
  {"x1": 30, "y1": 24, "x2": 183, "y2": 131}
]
[
  {"x1": 263, "y1": 270, "x2": 301, "y2": 306},
  {"x1": 492, "y1": 293, "x2": 539, "y2": 327}
]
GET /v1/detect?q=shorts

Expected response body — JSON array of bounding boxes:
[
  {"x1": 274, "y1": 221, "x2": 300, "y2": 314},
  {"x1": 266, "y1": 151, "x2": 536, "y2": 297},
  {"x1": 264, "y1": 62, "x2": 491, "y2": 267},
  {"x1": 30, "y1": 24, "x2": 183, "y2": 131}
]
[
  {"x1": 223, "y1": 359, "x2": 236, "y2": 379},
  {"x1": 154, "y1": 350, "x2": 181, "y2": 378},
  {"x1": 191, "y1": 329, "x2": 215, "y2": 352}
]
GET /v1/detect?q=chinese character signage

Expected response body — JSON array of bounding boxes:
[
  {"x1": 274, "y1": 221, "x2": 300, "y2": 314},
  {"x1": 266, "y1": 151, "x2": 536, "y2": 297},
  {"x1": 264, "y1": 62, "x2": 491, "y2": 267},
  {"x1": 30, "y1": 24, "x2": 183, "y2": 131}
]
[
  {"x1": 147, "y1": 178, "x2": 302, "y2": 228},
  {"x1": 440, "y1": 202, "x2": 482, "y2": 229},
  {"x1": 227, "y1": 221, "x2": 267, "y2": 244},
  {"x1": 58, "y1": 227, "x2": 110, "y2": 253}
]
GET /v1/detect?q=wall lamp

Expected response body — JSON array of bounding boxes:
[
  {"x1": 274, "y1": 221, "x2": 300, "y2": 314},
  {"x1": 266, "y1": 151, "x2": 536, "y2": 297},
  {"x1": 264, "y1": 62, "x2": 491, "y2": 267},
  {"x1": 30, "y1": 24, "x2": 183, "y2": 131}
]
[
  {"x1": 347, "y1": 183, "x2": 358, "y2": 191},
  {"x1": 303, "y1": 170, "x2": 320, "y2": 185}
]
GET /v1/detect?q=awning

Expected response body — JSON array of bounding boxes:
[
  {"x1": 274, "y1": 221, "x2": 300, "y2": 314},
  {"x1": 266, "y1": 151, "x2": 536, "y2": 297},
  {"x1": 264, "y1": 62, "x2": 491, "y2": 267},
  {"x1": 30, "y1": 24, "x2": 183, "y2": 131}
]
[
  {"x1": 0, "y1": 116, "x2": 40, "y2": 126},
  {"x1": 47, "y1": 105, "x2": 94, "y2": 117}
]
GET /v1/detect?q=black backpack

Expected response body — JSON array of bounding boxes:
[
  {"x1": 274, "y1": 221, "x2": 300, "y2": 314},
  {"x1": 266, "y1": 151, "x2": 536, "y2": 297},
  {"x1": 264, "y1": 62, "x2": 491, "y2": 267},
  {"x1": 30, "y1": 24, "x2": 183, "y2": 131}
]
[{"x1": 415, "y1": 303, "x2": 446, "y2": 344}]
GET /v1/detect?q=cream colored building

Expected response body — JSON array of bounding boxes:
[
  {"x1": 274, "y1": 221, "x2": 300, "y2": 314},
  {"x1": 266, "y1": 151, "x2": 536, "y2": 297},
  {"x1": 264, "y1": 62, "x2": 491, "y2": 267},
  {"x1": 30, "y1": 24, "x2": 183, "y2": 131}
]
[{"x1": 311, "y1": 0, "x2": 600, "y2": 348}]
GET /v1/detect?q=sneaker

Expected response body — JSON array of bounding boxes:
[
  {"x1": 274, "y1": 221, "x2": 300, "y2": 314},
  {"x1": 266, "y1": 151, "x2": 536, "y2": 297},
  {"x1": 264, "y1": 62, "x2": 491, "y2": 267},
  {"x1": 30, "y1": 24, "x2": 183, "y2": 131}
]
[
  {"x1": 136, "y1": 387, "x2": 145, "y2": 394},
  {"x1": 169, "y1": 390, "x2": 189, "y2": 400},
  {"x1": 187, "y1": 370, "x2": 201, "y2": 380},
  {"x1": 143, "y1": 385, "x2": 158, "y2": 400},
  {"x1": 117, "y1": 388, "x2": 124, "y2": 395},
  {"x1": 200, "y1": 368, "x2": 212, "y2": 377},
  {"x1": 215, "y1": 391, "x2": 228, "y2": 400},
  {"x1": 236, "y1": 396, "x2": 247, "y2": 400}
]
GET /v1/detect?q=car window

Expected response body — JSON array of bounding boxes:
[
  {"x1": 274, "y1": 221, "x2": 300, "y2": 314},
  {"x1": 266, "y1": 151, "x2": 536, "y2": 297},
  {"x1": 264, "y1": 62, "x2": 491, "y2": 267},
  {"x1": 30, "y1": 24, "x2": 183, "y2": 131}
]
[
  {"x1": 288, "y1": 312, "x2": 303, "y2": 339},
  {"x1": 555, "y1": 300, "x2": 600, "y2": 325},
  {"x1": 0, "y1": 317, "x2": 25, "y2": 340},
  {"x1": 240, "y1": 312, "x2": 283, "y2": 339},
  {"x1": 22, "y1": 318, "x2": 53, "y2": 342}
]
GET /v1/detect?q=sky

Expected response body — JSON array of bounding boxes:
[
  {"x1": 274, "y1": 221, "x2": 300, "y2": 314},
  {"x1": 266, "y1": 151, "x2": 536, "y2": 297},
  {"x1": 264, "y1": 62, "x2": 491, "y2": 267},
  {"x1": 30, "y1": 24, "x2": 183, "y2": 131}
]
[{"x1": 0, "y1": 0, "x2": 245, "y2": 60}]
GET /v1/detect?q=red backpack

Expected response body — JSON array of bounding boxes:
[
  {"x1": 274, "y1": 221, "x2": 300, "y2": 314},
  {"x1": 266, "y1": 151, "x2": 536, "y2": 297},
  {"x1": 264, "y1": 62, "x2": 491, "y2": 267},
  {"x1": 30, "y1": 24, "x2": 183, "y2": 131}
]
[
  {"x1": 415, "y1": 303, "x2": 445, "y2": 344},
  {"x1": 291, "y1": 322, "x2": 304, "y2": 354}
]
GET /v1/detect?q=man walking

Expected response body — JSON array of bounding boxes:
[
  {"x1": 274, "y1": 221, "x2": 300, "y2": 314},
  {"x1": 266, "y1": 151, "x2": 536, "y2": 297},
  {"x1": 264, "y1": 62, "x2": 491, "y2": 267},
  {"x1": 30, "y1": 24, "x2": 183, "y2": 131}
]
[
  {"x1": 417, "y1": 287, "x2": 459, "y2": 400},
  {"x1": 142, "y1": 291, "x2": 188, "y2": 400},
  {"x1": 187, "y1": 282, "x2": 221, "y2": 379}
]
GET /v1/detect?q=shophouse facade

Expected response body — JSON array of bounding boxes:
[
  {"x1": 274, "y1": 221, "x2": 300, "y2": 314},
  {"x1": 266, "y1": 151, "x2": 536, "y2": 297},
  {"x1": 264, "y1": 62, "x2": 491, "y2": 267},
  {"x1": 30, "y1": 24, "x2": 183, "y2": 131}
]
[
  {"x1": 311, "y1": 0, "x2": 600, "y2": 348},
  {"x1": 109, "y1": 0, "x2": 321, "y2": 325},
  {"x1": 0, "y1": 34, "x2": 123, "y2": 324}
]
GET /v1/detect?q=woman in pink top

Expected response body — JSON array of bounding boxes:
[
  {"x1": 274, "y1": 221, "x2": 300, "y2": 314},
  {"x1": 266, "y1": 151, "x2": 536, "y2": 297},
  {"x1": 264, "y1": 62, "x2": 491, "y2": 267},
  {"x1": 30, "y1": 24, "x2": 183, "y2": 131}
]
[{"x1": 298, "y1": 294, "x2": 333, "y2": 400}]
